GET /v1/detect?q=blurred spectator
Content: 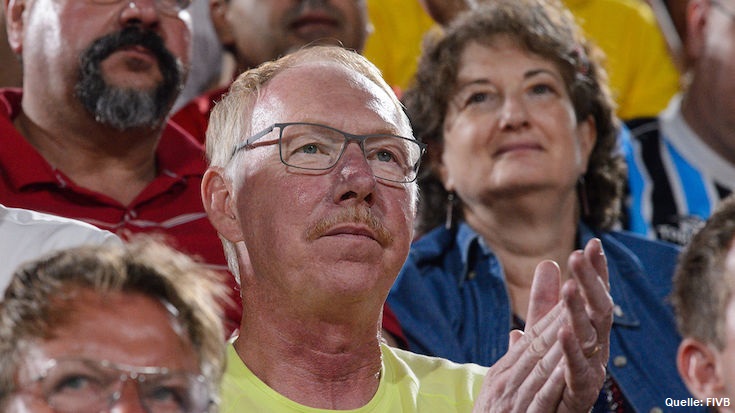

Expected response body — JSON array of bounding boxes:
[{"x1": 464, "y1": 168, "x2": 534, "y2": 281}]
[
  {"x1": 623, "y1": 0, "x2": 735, "y2": 246},
  {"x1": 1, "y1": 0, "x2": 242, "y2": 331},
  {"x1": 673, "y1": 195, "x2": 735, "y2": 409},
  {"x1": 171, "y1": 0, "x2": 372, "y2": 142},
  {"x1": 0, "y1": 239, "x2": 226, "y2": 412}
]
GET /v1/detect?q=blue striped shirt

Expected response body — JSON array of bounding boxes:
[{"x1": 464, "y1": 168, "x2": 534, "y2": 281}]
[{"x1": 623, "y1": 94, "x2": 734, "y2": 245}]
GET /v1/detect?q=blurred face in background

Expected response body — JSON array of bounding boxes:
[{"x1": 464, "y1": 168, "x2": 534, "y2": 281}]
[
  {"x1": 211, "y1": 0, "x2": 370, "y2": 71},
  {"x1": 5, "y1": 289, "x2": 203, "y2": 412},
  {"x1": 6, "y1": 0, "x2": 191, "y2": 129}
]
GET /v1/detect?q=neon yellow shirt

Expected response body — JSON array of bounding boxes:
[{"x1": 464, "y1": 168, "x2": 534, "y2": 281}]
[{"x1": 220, "y1": 343, "x2": 488, "y2": 412}]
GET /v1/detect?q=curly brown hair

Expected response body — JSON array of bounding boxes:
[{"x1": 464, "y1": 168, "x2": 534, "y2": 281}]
[{"x1": 403, "y1": 0, "x2": 625, "y2": 235}]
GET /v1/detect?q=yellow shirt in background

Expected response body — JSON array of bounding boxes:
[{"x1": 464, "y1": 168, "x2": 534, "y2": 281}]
[
  {"x1": 363, "y1": 0, "x2": 680, "y2": 120},
  {"x1": 363, "y1": 0, "x2": 436, "y2": 94},
  {"x1": 220, "y1": 343, "x2": 488, "y2": 412},
  {"x1": 564, "y1": 0, "x2": 681, "y2": 119}
]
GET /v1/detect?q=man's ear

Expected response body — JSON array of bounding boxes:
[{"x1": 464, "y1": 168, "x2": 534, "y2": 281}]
[
  {"x1": 201, "y1": 167, "x2": 244, "y2": 243},
  {"x1": 209, "y1": 0, "x2": 234, "y2": 48},
  {"x1": 677, "y1": 337, "x2": 725, "y2": 399},
  {"x1": 6, "y1": 0, "x2": 26, "y2": 54},
  {"x1": 685, "y1": 0, "x2": 709, "y2": 64}
]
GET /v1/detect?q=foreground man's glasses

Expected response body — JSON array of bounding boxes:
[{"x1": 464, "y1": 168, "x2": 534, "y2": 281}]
[
  {"x1": 16, "y1": 357, "x2": 211, "y2": 413},
  {"x1": 231, "y1": 122, "x2": 427, "y2": 183}
]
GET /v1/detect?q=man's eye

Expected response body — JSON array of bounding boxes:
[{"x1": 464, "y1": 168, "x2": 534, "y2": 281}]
[
  {"x1": 143, "y1": 381, "x2": 197, "y2": 411},
  {"x1": 297, "y1": 143, "x2": 320, "y2": 154},
  {"x1": 52, "y1": 375, "x2": 101, "y2": 395},
  {"x1": 376, "y1": 150, "x2": 395, "y2": 163},
  {"x1": 146, "y1": 385, "x2": 185, "y2": 404}
]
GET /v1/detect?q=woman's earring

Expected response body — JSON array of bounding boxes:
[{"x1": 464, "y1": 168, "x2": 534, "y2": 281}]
[
  {"x1": 445, "y1": 191, "x2": 456, "y2": 230},
  {"x1": 578, "y1": 175, "x2": 590, "y2": 219}
]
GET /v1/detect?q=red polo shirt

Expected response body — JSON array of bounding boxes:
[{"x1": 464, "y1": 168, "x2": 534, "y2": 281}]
[
  {"x1": 170, "y1": 85, "x2": 227, "y2": 144},
  {"x1": 0, "y1": 88, "x2": 241, "y2": 333}
]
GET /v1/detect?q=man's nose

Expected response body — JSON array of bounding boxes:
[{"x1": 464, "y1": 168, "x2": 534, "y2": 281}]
[
  {"x1": 337, "y1": 142, "x2": 374, "y2": 179},
  {"x1": 120, "y1": 0, "x2": 161, "y2": 28},
  {"x1": 333, "y1": 142, "x2": 376, "y2": 205},
  {"x1": 110, "y1": 380, "x2": 147, "y2": 413}
]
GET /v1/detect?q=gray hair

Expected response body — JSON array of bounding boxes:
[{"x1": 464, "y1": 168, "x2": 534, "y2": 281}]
[
  {"x1": 205, "y1": 45, "x2": 415, "y2": 279},
  {"x1": 0, "y1": 237, "x2": 228, "y2": 409}
]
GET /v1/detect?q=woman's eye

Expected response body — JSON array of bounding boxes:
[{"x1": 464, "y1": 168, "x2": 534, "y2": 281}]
[
  {"x1": 467, "y1": 92, "x2": 488, "y2": 105},
  {"x1": 530, "y1": 84, "x2": 554, "y2": 95}
]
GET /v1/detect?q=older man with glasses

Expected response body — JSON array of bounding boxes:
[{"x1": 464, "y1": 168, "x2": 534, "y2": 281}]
[
  {"x1": 201, "y1": 45, "x2": 613, "y2": 412},
  {"x1": 0, "y1": 0, "x2": 242, "y2": 331}
]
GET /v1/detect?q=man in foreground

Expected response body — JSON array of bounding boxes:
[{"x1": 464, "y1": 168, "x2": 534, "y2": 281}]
[{"x1": 202, "y1": 45, "x2": 613, "y2": 411}]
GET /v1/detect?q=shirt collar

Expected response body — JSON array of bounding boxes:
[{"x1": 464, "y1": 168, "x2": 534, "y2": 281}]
[{"x1": 456, "y1": 221, "x2": 493, "y2": 285}]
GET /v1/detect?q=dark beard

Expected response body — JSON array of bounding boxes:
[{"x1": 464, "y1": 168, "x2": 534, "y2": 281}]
[{"x1": 75, "y1": 26, "x2": 184, "y2": 131}]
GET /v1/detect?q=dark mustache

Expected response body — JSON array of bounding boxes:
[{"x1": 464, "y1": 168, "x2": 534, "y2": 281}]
[
  {"x1": 306, "y1": 207, "x2": 393, "y2": 245},
  {"x1": 79, "y1": 26, "x2": 179, "y2": 79}
]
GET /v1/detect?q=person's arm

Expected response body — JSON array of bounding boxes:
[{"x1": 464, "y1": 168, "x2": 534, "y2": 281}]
[{"x1": 472, "y1": 239, "x2": 612, "y2": 412}]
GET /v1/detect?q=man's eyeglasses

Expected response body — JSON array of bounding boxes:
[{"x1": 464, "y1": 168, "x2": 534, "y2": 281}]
[
  {"x1": 231, "y1": 122, "x2": 427, "y2": 183},
  {"x1": 87, "y1": 0, "x2": 192, "y2": 16},
  {"x1": 16, "y1": 357, "x2": 211, "y2": 413},
  {"x1": 711, "y1": 0, "x2": 735, "y2": 19}
]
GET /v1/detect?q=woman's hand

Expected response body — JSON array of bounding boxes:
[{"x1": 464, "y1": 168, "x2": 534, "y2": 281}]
[{"x1": 472, "y1": 238, "x2": 612, "y2": 412}]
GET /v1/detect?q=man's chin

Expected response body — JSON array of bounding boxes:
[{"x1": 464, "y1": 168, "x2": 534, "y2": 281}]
[{"x1": 89, "y1": 88, "x2": 167, "y2": 130}]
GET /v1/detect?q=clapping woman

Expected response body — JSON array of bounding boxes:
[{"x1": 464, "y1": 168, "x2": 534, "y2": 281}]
[{"x1": 386, "y1": 1, "x2": 699, "y2": 412}]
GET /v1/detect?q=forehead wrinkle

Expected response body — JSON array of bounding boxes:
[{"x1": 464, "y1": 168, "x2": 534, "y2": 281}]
[{"x1": 251, "y1": 62, "x2": 408, "y2": 135}]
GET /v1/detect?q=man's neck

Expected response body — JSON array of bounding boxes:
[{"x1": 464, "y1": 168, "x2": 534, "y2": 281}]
[
  {"x1": 234, "y1": 309, "x2": 384, "y2": 410},
  {"x1": 14, "y1": 107, "x2": 162, "y2": 205}
]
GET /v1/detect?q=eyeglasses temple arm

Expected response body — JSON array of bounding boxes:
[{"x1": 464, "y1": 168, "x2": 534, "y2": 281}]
[{"x1": 231, "y1": 125, "x2": 277, "y2": 158}]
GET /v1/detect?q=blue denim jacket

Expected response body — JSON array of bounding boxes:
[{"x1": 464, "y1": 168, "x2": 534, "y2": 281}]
[{"x1": 387, "y1": 222, "x2": 701, "y2": 413}]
